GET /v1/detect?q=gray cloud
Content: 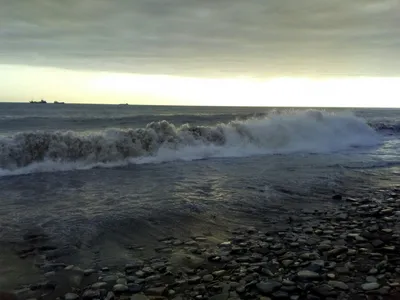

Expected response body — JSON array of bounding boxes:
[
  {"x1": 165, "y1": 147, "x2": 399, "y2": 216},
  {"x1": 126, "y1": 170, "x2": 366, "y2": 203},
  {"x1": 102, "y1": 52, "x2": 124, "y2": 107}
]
[{"x1": 1, "y1": 0, "x2": 400, "y2": 77}]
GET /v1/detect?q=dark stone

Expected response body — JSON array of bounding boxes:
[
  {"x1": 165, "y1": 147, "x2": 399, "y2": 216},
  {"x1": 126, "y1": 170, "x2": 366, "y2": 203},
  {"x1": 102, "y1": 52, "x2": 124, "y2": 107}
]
[
  {"x1": 332, "y1": 194, "x2": 342, "y2": 200},
  {"x1": 327, "y1": 247, "x2": 347, "y2": 258},
  {"x1": 128, "y1": 283, "x2": 142, "y2": 293},
  {"x1": 311, "y1": 284, "x2": 337, "y2": 297},
  {"x1": 188, "y1": 276, "x2": 201, "y2": 284},
  {"x1": 145, "y1": 286, "x2": 166, "y2": 296},
  {"x1": 256, "y1": 281, "x2": 282, "y2": 294},
  {"x1": 37, "y1": 245, "x2": 58, "y2": 251},
  {"x1": 230, "y1": 247, "x2": 246, "y2": 255},
  {"x1": 372, "y1": 240, "x2": 385, "y2": 248},
  {"x1": 272, "y1": 291, "x2": 289, "y2": 299},
  {"x1": 281, "y1": 285, "x2": 297, "y2": 292}
]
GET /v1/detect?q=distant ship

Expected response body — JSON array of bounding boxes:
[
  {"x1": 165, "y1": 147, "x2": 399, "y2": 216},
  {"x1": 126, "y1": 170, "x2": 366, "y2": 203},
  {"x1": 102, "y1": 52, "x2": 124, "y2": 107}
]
[
  {"x1": 29, "y1": 99, "x2": 47, "y2": 104},
  {"x1": 54, "y1": 101, "x2": 65, "y2": 104}
]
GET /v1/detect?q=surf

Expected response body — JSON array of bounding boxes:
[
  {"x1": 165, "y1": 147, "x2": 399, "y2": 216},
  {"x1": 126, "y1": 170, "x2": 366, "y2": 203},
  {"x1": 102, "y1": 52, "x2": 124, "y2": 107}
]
[{"x1": 0, "y1": 110, "x2": 382, "y2": 176}]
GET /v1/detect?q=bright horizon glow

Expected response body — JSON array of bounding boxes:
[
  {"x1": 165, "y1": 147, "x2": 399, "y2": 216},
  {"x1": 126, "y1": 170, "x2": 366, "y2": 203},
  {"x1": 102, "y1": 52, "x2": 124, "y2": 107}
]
[{"x1": 0, "y1": 64, "x2": 399, "y2": 108}]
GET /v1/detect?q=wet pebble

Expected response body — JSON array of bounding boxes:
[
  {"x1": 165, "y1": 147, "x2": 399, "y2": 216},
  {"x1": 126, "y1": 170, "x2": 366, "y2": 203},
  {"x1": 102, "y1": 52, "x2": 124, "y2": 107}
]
[
  {"x1": 362, "y1": 282, "x2": 380, "y2": 291},
  {"x1": 256, "y1": 280, "x2": 282, "y2": 294},
  {"x1": 64, "y1": 293, "x2": 79, "y2": 300},
  {"x1": 113, "y1": 284, "x2": 128, "y2": 293}
]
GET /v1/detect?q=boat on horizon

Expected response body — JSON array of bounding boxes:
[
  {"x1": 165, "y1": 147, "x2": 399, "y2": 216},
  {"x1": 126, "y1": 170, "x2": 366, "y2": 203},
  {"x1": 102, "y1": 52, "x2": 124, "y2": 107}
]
[
  {"x1": 29, "y1": 99, "x2": 47, "y2": 104},
  {"x1": 54, "y1": 101, "x2": 65, "y2": 104}
]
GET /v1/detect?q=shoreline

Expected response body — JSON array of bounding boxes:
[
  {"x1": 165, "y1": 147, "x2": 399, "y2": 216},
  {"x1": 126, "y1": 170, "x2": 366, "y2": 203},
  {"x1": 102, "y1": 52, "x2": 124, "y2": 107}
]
[{"x1": 3, "y1": 187, "x2": 400, "y2": 300}]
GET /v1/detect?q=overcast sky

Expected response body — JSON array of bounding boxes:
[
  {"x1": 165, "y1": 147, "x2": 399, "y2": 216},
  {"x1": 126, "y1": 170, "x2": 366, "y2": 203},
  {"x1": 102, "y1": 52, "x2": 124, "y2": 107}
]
[{"x1": 2, "y1": 0, "x2": 400, "y2": 77}]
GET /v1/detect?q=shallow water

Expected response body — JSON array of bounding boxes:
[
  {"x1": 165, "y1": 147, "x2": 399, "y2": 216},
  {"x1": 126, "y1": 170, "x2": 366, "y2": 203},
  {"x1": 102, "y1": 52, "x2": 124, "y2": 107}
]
[{"x1": 0, "y1": 104, "x2": 399, "y2": 290}]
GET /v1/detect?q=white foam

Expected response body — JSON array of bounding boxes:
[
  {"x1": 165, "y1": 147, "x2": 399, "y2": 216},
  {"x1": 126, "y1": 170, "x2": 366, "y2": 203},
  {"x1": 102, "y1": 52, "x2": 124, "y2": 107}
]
[{"x1": 0, "y1": 110, "x2": 382, "y2": 176}]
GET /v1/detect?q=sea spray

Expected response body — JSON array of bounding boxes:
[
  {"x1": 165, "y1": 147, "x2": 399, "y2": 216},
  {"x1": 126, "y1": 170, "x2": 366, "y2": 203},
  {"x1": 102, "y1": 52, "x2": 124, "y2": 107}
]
[{"x1": 0, "y1": 110, "x2": 381, "y2": 175}]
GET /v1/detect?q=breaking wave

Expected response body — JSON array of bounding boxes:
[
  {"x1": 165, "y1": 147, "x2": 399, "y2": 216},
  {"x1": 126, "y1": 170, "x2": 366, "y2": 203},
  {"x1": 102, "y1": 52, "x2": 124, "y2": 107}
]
[{"x1": 0, "y1": 110, "x2": 381, "y2": 176}]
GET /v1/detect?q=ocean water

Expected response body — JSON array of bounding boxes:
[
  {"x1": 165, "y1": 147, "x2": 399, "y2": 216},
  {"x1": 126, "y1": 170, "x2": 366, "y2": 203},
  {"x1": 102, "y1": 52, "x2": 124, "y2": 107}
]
[{"x1": 0, "y1": 103, "x2": 399, "y2": 289}]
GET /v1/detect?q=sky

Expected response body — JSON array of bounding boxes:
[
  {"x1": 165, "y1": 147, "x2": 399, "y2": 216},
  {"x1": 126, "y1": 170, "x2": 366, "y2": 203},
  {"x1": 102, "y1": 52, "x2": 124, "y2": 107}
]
[{"x1": 1, "y1": 0, "x2": 400, "y2": 107}]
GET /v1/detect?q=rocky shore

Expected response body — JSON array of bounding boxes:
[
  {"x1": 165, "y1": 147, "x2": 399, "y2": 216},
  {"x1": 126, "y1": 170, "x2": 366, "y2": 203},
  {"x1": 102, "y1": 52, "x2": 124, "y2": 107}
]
[{"x1": 4, "y1": 188, "x2": 400, "y2": 300}]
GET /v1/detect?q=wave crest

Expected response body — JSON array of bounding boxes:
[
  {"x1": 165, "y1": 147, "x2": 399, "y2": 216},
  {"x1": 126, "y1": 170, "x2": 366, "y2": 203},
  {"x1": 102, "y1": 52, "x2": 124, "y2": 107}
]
[{"x1": 0, "y1": 110, "x2": 381, "y2": 174}]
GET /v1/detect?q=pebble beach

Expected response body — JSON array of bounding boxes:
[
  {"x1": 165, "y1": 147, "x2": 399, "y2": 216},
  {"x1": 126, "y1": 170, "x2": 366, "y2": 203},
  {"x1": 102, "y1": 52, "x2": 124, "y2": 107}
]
[{"x1": 3, "y1": 187, "x2": 400, "y2": 300}]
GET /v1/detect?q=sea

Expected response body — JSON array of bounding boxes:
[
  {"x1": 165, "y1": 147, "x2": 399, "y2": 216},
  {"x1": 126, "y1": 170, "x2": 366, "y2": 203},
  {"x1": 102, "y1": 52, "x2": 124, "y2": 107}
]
[{"x1": 0, "y1": 103, "x2": 399, "y2": 289}]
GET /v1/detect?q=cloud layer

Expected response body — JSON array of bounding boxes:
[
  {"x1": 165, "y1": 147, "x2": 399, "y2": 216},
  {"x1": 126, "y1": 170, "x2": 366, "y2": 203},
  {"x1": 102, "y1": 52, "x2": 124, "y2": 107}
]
[{"x1": 1, "y1": 0, "x2": 400, "y2": 77}]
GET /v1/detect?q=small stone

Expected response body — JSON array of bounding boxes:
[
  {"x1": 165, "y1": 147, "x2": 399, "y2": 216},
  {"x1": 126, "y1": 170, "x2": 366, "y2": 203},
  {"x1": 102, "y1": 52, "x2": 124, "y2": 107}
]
[
  {"x1": 256, "y1": 281, "x2": 282, "y2": 294},
  {"x1": 219, "y1": 242, "x2": 231, "y2": 247},
  {"x1": 144, "y1": 274, "x2": 160, "y2": 282},
  {"x1": 311, "y1": 284, "x2": 337, "y2": 297},
  {"x1": 369, "y1": 268, "x2": 379, "y2": 275},
  {"x1": 304, "y1": 228, "x2": 314, "y2": 234},
  {"x1": 84, "y1": 269, "x2": 96, "y2": 276},
  {"x1": 91, "y1": 282, "x2": 107, "y2": 289},
  {"x1": 389, "y1": 282, "x2": 400, "y2": 287},
  {"x1": 105, "y1": 291, "x2": 115, "y2": 300},
  {"x1": 327, "y1": 247, "x2": 347, "y2": 257},
  {"x1": 116, "y1": 278, "x2": 127, "y2": 285},
  {"x1": 328, "y1": 281, "x2": 349, "y2": 290},
  {"x1": 209, "y1": 293, "x2": 229, "y2": 300},
  {"x1": 103, "y1": 275, "x2": 118, "y2": 282},
  {"x1": 44, "y1": 271, "x2": 56, "y2": 278},
  {"x1": 383, "y1": 246, "x2": 395, "y2": 251},
  {"x1": 142, "y1": 267, "x2": 154, "y2": 274},
  {"x1": 128, "y1": 283, "x2": 142, "y2": 293},
  {"x1": 379, "y1": 286, "x2": 390, "y2": 295},
  {"x1": 297, "y1": 270, "x2": 321, "y2": 281},
  {"x1": 282, "y1": 260, "x2": 294, "y2": 267},
  {"x1": 347, "y1": 249, "x2": 357, "y2": 255},
  {"x1": 146, "y1": 286, "x2": 166, "y2": 296},
  {"x1": 282, "y1": 280, "x2": 295, "y2": 286},
  {"x1": 372, "y1": 239, "x2": 384, "y2": 248},
  {"x1": 189, "y1": 276, "x2": 201, "y2": 284},
  {"x1": 366, "y1": 276, "x2": 377, "y2": 283},
  {"x1": 272, "y1": 291, "x2": 289, "y2": 299},
  {"x1": 213, "y1": 270, "x2": 226, "y2": 277},
  {"x1": 327, "y1": 273, "x2": 335, "y2": 279},
  {"x1": 336, "y1": 267, "x2": 350, "y2": 275},
  {"x1": 125, "y1": 261, "x2": 144, "y2": 271},
  {"x1": 308, "y1": 260, "x2": 325, "y2": 272},
  {"x1": 130, "y1": 294, "x2": 150, "y2": 300},
  {"x1": 113, "y1": 284, "x2": 128, "y2": 293},
  {"x1": 82, "y1": 289, "x2": 100, "y2": 299},
  {"x1": 203, "y1": 274, "x2": 214, "y2": 282},
  {"x1": 64, "y1": 293, "x2": 79, "y2": 300},
  {"x1": 332, "y1": 194, "x2": 342, "y2": 200},
  {"x1": 362, "y1": 282, "x2": 380, "y2": 291}
]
